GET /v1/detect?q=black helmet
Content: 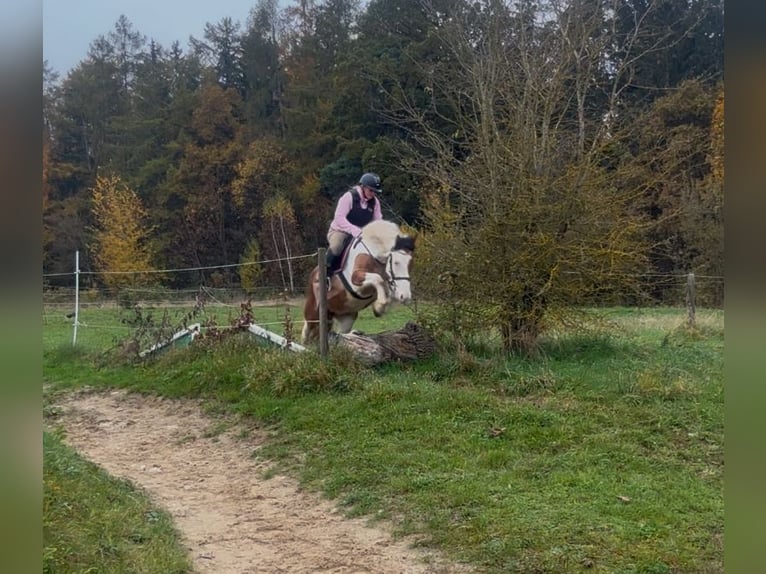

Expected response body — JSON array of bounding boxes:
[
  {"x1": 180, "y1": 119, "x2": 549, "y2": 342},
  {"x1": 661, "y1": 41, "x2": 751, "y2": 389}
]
[{"x1": 359, "y1": 172, "x2": 382, "y2": 193}]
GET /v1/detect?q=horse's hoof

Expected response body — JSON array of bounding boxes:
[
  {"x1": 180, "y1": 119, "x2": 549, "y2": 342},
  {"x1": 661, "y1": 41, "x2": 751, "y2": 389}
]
[{"x1": 372, "y1": 302, "x2": 388, "y2": 317}]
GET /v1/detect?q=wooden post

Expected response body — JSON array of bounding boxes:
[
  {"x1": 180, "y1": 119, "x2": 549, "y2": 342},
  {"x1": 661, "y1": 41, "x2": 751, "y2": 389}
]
[
  {"x1": 318, "y1": 248, "x2": 328, "y2": 358},
  {"x1": 73, "y1": 250, "x2": 80, "y2": 346},
  {"x1": 686, "y1": 272, "x2": 696, "y2": 327}
]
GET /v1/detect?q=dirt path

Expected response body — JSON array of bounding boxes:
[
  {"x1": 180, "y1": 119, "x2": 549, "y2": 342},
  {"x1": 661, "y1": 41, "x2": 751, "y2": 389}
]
[{"x1": 51, "y1": 389, "x2": 469, "y2": 574}]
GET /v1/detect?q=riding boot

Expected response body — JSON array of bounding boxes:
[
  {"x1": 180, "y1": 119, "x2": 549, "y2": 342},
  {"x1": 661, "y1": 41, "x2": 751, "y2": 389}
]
[
  {"x1": 325, "y1": 251, "x2": 338, "y2": 277},
  {"x1": 325, "y1": 252, "x2": 337, "y2": 291}
]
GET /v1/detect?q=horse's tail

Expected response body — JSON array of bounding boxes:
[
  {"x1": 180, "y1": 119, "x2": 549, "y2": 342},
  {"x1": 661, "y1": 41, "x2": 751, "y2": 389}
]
[
  {"x1": 305, "y1": 266, "x2": 317, "y2": 296},
  {"x1": 305, "y1": 266, "x2": 321, "y2": 310},
  {"x1": 302, "y1": 266, "x2": 321, "y2": 338}
]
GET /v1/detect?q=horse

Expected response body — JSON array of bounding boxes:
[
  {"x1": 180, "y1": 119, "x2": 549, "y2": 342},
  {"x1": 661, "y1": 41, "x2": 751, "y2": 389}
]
[{"x1": 301, "y1": 219, "x2": 415, "y2": 344}]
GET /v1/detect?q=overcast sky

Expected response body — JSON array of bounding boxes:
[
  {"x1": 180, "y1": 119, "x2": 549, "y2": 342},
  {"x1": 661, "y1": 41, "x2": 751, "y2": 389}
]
[{"x1": 43, "y1": 0, "x2": 257, "y2": 76}]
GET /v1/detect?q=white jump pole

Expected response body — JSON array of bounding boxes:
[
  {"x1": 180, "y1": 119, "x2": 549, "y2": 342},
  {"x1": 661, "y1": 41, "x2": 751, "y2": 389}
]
[{"x1": 73, "y1": 250, "x2": 80, "y2": 345}]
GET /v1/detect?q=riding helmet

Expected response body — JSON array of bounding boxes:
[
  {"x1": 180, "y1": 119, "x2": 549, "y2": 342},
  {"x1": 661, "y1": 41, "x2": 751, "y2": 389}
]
[{"x1": 359, "y1": 172, "x2": 382, "y2": 193}]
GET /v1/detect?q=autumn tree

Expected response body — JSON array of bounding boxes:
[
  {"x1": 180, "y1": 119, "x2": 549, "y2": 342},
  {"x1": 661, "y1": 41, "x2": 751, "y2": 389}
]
[
  {"x1": 231, "y1": 137, "x2": 318, "y2": 276},
  {"x1": 42, "y1": 0, "x2": 722, "y2": 297},
  {"x1": 382, "y1": 0, "x2": 676, "y2": 354},
  {"x1": 239, "y1": 238, "x2": 264, "y2": 294},
  {"x1": 233, "y1": 130, "x2": 308, "y2": 291},
  {"x1": 280, "y1": 0, "x2": 358, "y2": 170},
  {"x1": 701, "y1": 87, "x2": 725, "y2": 303},
  {"x1": 709, "y1": 87, "x2": 724, "y2": 185},
  {"x1": 169, "y1": 83, "x2": 246, "y2": 274},
  {"x1": 261, "y1": 195, "x2": 303, "y2": 293},
  {"x1": 232, "y1": 138, "x2": 306, "y2": 292},
  {"x1": 232, "y1": 136, "x2": 295, "y2": 219},
  {"x1": 699, "y1": 85, "x2": 724, "y2": 303},
  {"x1": 630, "y1": 80, "x2": 723, "y2": 304},
  {"x1": 90, "y1": 174, "x2": 158, "y2": 290}
]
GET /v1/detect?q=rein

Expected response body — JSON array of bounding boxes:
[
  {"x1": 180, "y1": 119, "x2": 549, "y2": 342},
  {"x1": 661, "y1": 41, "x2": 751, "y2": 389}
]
[
  {"x1": 341, "y1": 234, "x2": 412, "y2": 297},
  {"x1": 338, "y1": 269, "x2": 374, "y2": 300},
  {"x1": 385, "y1": 254, "x2": 411, "y2": 290}
]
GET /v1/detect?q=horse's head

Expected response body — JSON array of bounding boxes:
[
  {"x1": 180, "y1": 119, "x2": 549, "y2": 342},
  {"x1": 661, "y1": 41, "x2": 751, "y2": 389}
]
[{"x1": 386, "y1": 234, "x2": 415, "y2": 303}]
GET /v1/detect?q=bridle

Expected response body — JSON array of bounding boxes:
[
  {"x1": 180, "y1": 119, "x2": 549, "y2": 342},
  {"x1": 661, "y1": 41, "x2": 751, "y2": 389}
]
[
  {"x1": 385, "y1": 251, "x2": 412, "y2": 293},
  {"x1": 341, "y1": 235, "x2": 412, "y2": 297}
]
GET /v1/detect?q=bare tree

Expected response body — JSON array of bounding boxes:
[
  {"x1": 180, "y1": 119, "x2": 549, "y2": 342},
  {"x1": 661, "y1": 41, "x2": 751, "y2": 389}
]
[
  {"x1": 376, "y1": 0, "x2": 697, "y2": 354},
  {"x1": 263, "y1": 195, "x2": 300, "y2": 294}
]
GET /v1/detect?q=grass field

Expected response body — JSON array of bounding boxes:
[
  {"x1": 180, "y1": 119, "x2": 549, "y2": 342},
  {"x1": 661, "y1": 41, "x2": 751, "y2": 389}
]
[
  {"x1": 43, "y1": 300, "x2": 723, "y2": 573},
  {"x1": 43, "y1": 429, "x2": 190, "y2": 574}
]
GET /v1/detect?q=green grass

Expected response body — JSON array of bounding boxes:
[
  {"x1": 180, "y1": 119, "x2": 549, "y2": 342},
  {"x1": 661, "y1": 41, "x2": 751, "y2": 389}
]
[
  {"x1": 43, "y1": 429, "x2": 190, "y2": 574},
  {"x1": 43, "y1": 303, "x2": 723, "y2": 573}
]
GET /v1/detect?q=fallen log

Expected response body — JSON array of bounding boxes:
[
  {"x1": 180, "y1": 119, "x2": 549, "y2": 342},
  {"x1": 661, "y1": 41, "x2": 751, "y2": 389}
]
[{"x1": 329, "y1": 321, "x2": 437, "y2": 365}]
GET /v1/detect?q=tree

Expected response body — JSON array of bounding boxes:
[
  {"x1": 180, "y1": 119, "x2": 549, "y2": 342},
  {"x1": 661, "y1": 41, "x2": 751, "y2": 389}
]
[
  {"x1": 280, "y1": 0, "x2": 358, "y2": 166},
  {"x1": 161, "y1": 83, "x2": 247, "y2": 279},
  {"x1": 232, "y1": 136, "x2": 295, "y2": 213},
  {"x1": 40, "y1": 0, "x2": 722, "y2": 302},
  {"x1": 702, "y1": 85, "x2": 724, "y2": 304},
  {"x1": 49, "y1": 58, "x2": 123, "y2": 178},
  {"x1": 239, "y1": 238, "x2": 264, "y2": 294},
  {"x1": 106, "y1": 40, "x2": 176, "y2": 186},
  {"x1": 241, "y1": 0, "x2": 286, "y2": 137},
  {"x1": 620, "y1": 79, "x2": 723, "y2": 305},
  {"x1": 127, "y1": 44, "x2": 204, "y2": 281},
  {"x1": 611, "y1": 0, "x2": 724, "y2": 109},
  {"x1": 709, "y1": 86, "x2": 724, "y2": 185},
  {"x1": 43, "y1": 67, "x2": 56, "y2": 265},
  {"x1": 231, "y1": 135, "x2": 305, "y2": 257},
  {"x1": 347, "y1": 0, "x2": 529, "y2": 224},
  {"x1": 261, "y1": 195, "x2": 303, "y2": 293},
  {"x1": 191, "y1": 17, "x2": 245, "y2": 91},
  {"x1": 103, "y1": 14, "x2": 146, "y2": 95},
  {"x1": 382, "y1": 0, "x2": 659, "y2": 354},
  {"x1": 43, "y1": 62, "x2": 101, "y2": 278},
  {"x1": 89, "y1": 174, "x2": 158, "y2": 290}
]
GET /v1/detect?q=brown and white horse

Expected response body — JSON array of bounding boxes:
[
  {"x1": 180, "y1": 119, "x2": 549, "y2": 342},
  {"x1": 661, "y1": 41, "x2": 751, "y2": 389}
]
[{"x1": 301, "y1": 220, "x2": 415, "y2": 344}]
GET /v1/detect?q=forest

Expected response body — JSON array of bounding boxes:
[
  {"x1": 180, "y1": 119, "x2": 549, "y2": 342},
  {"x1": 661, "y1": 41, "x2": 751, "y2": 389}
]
[{"x1": 43, "y1": 0, "x2": 723, "y2": 349}]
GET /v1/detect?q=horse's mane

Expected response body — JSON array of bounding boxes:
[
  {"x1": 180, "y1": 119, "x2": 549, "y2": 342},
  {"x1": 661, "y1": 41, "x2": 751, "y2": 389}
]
[{"x1": 360, "y1": 220, "x2": 405, "y2": 257}]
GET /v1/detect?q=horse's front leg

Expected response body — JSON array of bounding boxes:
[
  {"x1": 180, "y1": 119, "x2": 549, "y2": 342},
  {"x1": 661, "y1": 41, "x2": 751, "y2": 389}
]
[{"x1": 361, "y1": 272, "x2": 390, "y2": 316}]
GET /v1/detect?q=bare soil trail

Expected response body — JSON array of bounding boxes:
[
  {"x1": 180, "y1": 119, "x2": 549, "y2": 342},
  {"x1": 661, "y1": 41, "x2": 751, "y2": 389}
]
[{"x1": 51, "y1": 389, "x2": 470, "y2": 574}]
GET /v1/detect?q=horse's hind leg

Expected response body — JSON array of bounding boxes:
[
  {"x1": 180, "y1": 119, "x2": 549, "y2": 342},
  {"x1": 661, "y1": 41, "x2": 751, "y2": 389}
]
[
  {"x1": 301, "y1": 287, "x2": 320, "y2": 344},
  {"x1": 301, "y1": 320, "x2": 315, "y2": 344}
]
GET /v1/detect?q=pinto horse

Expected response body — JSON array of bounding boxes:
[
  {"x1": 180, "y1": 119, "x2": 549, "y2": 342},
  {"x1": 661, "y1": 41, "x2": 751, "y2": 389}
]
[{"x1": 301, "y1": 220, "x2": 415, "y2": 344}]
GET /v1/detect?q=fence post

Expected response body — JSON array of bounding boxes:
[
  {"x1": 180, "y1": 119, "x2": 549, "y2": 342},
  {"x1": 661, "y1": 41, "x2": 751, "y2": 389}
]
[
  {"x1": 685, "y1": 272, "x2": 696, "y2": 328},
  {"x1": 318, "y1": 248, "x2": 328, "y2": 358},
  {"x1": 73, "y1": 250, "x2": 80, "y2": 345}
]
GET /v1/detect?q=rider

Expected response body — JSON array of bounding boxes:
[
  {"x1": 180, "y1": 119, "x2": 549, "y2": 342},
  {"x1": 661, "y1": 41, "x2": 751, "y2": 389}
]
[{"x1": 325, "y1": 172, "x2": 383, "y2": 278}]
